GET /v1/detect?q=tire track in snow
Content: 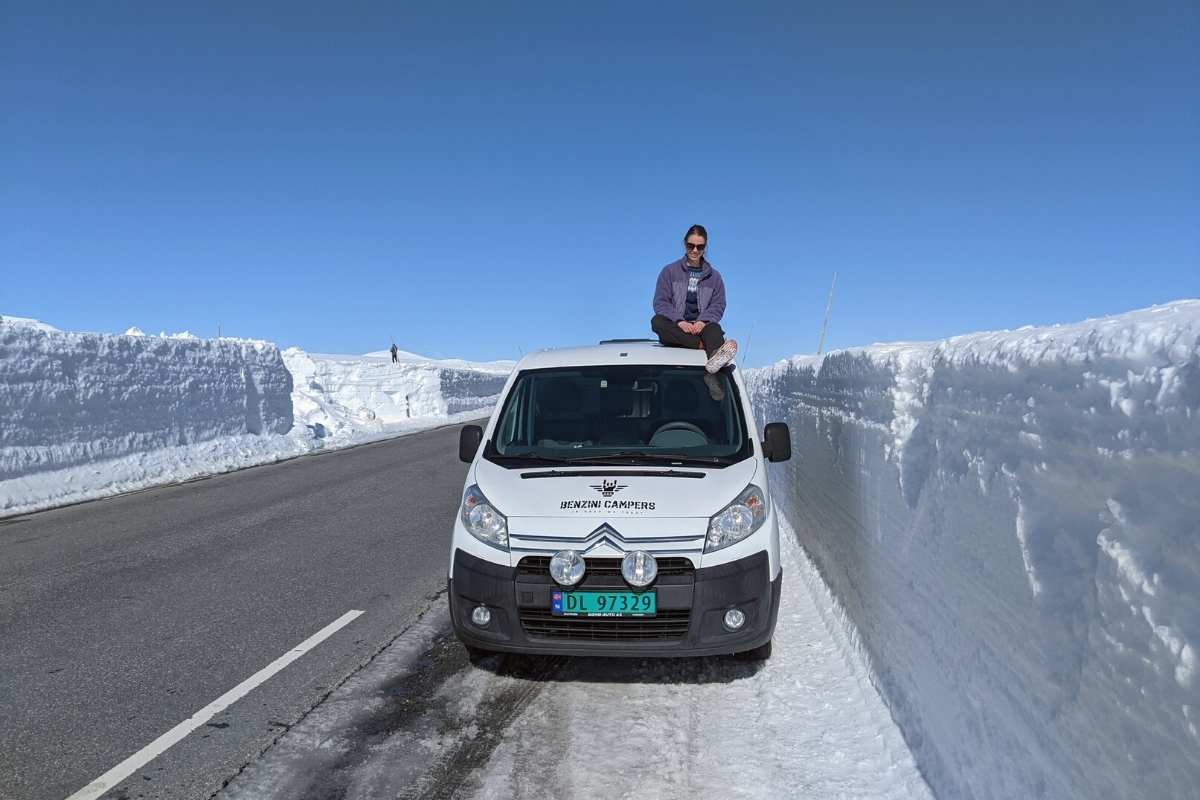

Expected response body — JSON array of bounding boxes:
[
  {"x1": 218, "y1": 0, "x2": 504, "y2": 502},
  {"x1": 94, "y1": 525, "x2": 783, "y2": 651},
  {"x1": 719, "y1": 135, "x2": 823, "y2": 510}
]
[
  {"x1": 417, "y1": 653, "x2": 565, "y2": 800},
  {"x1": 291, "y1": 630, "x2": 471, "y2": 800}
]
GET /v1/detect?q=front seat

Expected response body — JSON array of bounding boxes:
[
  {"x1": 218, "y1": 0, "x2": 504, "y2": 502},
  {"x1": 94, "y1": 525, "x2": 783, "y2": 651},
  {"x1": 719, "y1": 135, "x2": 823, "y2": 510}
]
[
  {"x1": 649, "y1": 379, "x2": 709, "y2": 447},
  {"x1": 536, "y1": 379, "x2": 587, "y2": 446}
]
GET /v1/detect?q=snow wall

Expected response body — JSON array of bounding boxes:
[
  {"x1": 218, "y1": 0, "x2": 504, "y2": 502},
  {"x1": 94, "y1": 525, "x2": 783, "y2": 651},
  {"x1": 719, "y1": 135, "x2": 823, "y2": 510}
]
[
  {"x1": 0, "y1": 319, "x2": 293, "y2": 486},
  {"x1": 0, "y1": 316, "x2": 511, "y2": 517},
  {"x1": 282, "y1": 348, "x2": 509, "y2": 442},
  {"x1": 746, "y1": 301, "x2": 1200, "y2": 800}
]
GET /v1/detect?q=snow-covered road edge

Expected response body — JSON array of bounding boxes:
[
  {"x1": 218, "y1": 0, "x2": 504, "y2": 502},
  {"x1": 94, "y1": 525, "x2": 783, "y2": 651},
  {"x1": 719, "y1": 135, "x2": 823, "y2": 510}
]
[
  {"x1": 0, "y1": 411, "x2": 493, "y2": 519},
  {"x1": 0, "y1": 316, "x2": 511, "y2": 519}
]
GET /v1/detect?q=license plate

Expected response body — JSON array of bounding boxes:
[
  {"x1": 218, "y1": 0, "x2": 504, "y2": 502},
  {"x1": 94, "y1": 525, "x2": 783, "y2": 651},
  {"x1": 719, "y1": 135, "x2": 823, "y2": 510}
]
[{"x1": 551, "y1": 590, "x2": 656, "y2": 617}]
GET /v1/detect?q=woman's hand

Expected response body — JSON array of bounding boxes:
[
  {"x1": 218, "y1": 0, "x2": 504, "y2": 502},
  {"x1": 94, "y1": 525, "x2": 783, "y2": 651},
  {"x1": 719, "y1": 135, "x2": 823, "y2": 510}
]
[{"x1": 677, "y1": 320, "x2": 696, "y2": 335}]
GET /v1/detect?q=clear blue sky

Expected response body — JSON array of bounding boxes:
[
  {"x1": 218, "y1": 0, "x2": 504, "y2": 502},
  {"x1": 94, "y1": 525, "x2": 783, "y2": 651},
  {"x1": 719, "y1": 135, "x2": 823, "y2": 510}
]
[{"x1": 3, "y1": 1, "x2": 1197, "y2": 365}]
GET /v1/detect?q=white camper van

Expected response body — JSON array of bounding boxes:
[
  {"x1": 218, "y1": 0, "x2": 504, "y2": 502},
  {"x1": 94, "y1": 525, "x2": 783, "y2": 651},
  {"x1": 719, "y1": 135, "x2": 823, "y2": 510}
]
[{"x1": 448, "y1": 339, "x2": 791, "y2": 660}]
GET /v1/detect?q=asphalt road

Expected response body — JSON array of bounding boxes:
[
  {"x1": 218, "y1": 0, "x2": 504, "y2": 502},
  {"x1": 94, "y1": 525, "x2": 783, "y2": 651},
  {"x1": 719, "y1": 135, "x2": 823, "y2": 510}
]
[{"x1": 0, "y1": 423, "x2": 476, "y2": 800}]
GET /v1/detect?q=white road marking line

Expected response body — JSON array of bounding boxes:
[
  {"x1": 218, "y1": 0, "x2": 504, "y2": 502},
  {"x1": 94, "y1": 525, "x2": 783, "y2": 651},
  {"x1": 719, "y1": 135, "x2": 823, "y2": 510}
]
[{"x1": 65, "y1": 609, "x2": 365, "y2": 800}]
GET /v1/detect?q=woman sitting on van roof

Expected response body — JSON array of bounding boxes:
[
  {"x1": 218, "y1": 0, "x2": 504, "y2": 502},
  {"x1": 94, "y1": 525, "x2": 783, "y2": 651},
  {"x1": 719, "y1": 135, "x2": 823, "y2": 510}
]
[{"x1": 651, "y1": 224, "x2": 739, "y2": 375}]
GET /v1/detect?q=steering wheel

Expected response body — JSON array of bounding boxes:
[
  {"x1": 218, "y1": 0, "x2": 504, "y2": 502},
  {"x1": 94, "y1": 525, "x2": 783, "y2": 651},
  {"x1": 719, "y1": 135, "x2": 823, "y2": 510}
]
[{"x1": 651, "y1": 421, "x2": 707, "y2": 440}]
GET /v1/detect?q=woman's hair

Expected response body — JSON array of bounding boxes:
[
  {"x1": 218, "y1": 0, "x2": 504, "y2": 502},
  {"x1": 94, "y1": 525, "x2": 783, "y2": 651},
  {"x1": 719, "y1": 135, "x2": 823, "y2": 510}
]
[
  {"x1": 683, "y1": 224, "x2": 709, "y2": 259},
  {"x1": 683, "y1": 224, "x2": 708, "y2": 245}
]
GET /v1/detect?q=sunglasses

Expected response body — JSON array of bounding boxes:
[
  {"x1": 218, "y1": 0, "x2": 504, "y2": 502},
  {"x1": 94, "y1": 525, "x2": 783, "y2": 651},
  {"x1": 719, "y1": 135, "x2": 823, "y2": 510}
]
[{"x1": 685, "y1": 242, "x2": 706, "y2": 252}]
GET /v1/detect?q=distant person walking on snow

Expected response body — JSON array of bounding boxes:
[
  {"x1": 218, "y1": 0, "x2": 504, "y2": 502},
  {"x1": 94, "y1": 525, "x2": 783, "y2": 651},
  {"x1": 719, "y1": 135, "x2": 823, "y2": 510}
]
[
  {"x1": 651, "y1": 224, "x2": 738, "y2": 379},
  {"x1": 390, "y1": 343, "x2": 399, "y2": 363}
]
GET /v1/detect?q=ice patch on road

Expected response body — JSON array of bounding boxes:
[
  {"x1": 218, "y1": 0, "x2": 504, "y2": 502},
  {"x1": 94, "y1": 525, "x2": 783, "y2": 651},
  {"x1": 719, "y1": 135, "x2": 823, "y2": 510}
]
[{"x1": 218, "y1": 610, "x2": 451, "y2": 800}]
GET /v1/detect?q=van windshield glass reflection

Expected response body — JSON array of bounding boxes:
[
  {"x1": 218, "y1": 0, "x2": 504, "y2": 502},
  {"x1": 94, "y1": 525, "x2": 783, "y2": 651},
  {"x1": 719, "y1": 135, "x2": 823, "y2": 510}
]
[{"x1": 485, "y1": 366, "x2": 750, "y2": 467}]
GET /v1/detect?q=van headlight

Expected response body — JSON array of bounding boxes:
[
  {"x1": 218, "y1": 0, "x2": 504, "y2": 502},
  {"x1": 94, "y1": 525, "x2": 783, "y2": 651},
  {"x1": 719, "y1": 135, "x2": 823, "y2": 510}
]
[
  {"x1": 460, "y1": 485, "x2": 508, "y2": 551},
  {"x1": 705, "y1": 484, "x2": 767, "y2": 553}
]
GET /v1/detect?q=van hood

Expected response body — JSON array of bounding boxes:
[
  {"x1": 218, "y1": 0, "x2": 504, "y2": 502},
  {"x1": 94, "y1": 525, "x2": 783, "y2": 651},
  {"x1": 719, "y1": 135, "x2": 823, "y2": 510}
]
[{"x1": 473, "y1": 456, "x2": 759, "y2": 521}]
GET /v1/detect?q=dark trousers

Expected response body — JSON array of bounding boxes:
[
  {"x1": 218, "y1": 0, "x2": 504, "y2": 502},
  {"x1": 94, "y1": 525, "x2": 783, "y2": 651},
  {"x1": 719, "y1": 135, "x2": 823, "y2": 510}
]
[{"x1": 651, "y1": 314, "x2": 725, "y2": 358}]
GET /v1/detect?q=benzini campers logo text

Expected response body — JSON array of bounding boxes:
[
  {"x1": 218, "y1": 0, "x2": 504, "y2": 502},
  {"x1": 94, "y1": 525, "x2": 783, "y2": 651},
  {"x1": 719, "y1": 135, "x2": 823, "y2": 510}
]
[
  {"x1": 560, "y1": 499, "x2": 656, "y2": 510},
  {"x1": 562, "y1": 481, "x2": 654, "y2": 510}
]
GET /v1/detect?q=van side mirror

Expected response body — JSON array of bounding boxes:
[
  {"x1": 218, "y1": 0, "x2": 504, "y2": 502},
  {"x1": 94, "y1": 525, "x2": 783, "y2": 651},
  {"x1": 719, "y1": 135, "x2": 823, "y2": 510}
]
[
  {"x1": 762, "y1": 422, "x2": 791, "y2": 462},
  {"x1": 459, "y1": 425, "x2": 483, "y2": 463}
]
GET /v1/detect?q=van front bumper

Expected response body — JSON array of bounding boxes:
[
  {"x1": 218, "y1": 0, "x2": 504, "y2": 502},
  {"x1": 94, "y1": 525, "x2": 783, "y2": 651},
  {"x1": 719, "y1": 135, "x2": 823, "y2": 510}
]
[{"x1": 449, "y1": 548, "x2": 781, "y2": 658}]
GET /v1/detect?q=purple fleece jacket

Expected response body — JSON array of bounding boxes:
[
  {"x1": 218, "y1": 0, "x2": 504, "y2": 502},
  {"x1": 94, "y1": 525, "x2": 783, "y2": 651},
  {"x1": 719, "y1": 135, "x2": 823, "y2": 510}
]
[{"x1": 652, "y1": 258, "x2": 727, "y2": 323}]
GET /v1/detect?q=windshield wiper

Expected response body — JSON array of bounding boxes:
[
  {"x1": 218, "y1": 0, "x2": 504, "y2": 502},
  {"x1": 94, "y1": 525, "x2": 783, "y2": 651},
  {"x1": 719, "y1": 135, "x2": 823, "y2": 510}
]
[
  {"x1": 488, "y1": 452, "x2": 574, "y2": 465},
  {"x1": 563, "y1": 451, "x2": 724, "y2": 465},
  {"x1": 492, "y1": 450, "x2": 727, "y2": 467}
]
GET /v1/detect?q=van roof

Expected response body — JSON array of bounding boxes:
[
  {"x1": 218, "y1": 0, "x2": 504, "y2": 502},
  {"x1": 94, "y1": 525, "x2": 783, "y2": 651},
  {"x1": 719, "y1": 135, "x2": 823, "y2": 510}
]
[{"x1": 516, "y1": 340, "x2": 711, "y2": 370}]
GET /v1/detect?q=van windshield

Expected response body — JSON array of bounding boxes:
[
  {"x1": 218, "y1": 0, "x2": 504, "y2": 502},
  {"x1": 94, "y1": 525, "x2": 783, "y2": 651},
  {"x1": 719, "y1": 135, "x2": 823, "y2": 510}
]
[{"x1": 485, "y1": 365, "x2": 751, "y2": 467}]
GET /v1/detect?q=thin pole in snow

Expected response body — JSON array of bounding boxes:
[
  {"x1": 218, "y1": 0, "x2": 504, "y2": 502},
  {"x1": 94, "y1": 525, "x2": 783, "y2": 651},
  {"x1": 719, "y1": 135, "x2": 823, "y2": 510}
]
[{"x1": 817, "y1": 271, "x2": 837, "y2": 356}]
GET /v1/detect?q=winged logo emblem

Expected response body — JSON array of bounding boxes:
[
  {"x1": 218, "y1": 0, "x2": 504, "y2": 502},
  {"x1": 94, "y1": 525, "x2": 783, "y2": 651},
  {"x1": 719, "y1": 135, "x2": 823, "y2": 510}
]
[{"x1": 589, "y1": 479, "x2": 628, "y2": 498}]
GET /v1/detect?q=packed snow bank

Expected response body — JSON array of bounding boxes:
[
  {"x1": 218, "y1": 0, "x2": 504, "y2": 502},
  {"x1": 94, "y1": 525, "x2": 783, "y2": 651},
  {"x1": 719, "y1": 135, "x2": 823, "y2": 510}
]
[
  {"x1": 0, "y1": 319, "x2": 511, "y2": 518},
  {"x1": 746, "y1": 300, "x2": 1200, "y2": 800},
  {"x1": 0, "y1": 318, "x2": 297, "y2": 515},
  {"x1": 283, "y1": 348, "x2": 512, "y2": 447}
]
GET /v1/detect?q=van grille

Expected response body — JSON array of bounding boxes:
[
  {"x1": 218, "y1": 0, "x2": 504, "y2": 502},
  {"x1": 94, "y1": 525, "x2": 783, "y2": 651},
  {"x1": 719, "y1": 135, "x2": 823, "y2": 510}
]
[
  {"x1": 518, "y1": 609, "x2": 691, "y2": 641},
  {"x1": 516, "y1": 556, "x2": 695, "y2": 641}
]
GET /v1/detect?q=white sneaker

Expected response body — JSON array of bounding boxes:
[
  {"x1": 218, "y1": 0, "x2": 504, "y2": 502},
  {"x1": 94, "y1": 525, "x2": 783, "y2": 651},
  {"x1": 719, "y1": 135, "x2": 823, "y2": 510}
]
[{"x1": 705, "y1": 339, "x2": 738, "y2": 373}]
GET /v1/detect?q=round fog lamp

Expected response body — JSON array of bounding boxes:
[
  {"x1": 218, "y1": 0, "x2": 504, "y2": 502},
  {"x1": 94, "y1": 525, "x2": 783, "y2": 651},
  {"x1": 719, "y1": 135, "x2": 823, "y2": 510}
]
[
  {"x1": 723, "y1": 608, "x2": 746, "y2": 631},
  {"x1": 471, "y1": 606, "x2": 492, "y2": 627},
  {"x1": 621, "y1": 551, "x2": 658, "y2": 587},
  {"x1": 549, "y1": 550, "x2": 586, "y2": 586}
]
